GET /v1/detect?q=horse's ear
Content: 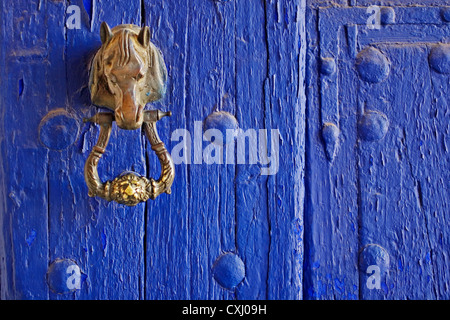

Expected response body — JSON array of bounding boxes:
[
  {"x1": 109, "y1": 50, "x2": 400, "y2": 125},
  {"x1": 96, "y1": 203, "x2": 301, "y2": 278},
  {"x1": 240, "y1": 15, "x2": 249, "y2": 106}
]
[
  {"x1": 100, "y1": 22, "x2": 113, "y2": 45},
  {"x1": 137, "y1": 26, "x2": 150, "y2": 47}
]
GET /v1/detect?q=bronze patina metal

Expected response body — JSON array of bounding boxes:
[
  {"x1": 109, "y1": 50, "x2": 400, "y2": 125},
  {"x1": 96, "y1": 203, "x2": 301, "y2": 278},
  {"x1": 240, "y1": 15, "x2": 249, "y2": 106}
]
[{"x1": 84, "y1": 22, "x2": 174, "y2": 206}]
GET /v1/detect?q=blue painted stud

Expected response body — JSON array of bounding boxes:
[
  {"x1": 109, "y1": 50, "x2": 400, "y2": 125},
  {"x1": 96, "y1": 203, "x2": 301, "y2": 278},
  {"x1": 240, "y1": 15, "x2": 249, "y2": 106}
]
[
  {"x1": 39, "y1": 109, "x2": 79, "y2": 151},
  {"x1": 356, "y1": 47, "x2": 390, "y2": 83},
  {"x1": 358, "y1": 110, "x2": 389, "y2": 142},
  {"x1": 46, "y1": 258, "x2": 83, "y2": 294},
  {"x1": 429, "y1": 44, "x2": 450, "y2": 74},
  {"x1": 212, "y1": 252, "x2": 245, "y2": 290},
  {"x1": 380, "y1": 7, "x2": 395, "y2": 25},
  {"x1": 204, "y1": 111, "x2": 239, "y2": 145},
  {"x1": 321, "y1": 122, "x2": 339, "y2": 162},
  {"x1": 441, "y1": 7, "x2": 450, "y2": 22},
  {"x1": 320, "y1": 57, "x2": 336, "y2": 76},
  {"x1": 359, "y1": 244, "x2": 390, "y2": 275}
]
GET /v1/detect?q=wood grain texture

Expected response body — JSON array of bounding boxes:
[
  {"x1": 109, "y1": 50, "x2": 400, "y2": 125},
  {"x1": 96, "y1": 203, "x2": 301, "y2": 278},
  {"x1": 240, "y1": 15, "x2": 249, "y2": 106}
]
[
  {"x1": 0, "y1": 0, "x2": 51, "y2": 299},
  {"x1": 143, "y1": 0, "x2": 306, "y2": 300},
  {"x1": 143, "y1": 0, "x2": 191, "y2": 300},
  {"x1": 304, "y1": 7, "x2": 360, "y2": 300},
  {"x1": 0, "y1": 0, "x2": 306, "y2": 299},
  {"x1": 3, "y1": 0, "x2": 448, "y2": 301},
  {"x1": 0, "y1": 0, "x2": 146, "y2": 300},
  {"x1": 304, "y1": 3, "x2": 450, "y2": 299},
  {"x1": 355, "y1": 0, "x2": 444, "y2": 5}
]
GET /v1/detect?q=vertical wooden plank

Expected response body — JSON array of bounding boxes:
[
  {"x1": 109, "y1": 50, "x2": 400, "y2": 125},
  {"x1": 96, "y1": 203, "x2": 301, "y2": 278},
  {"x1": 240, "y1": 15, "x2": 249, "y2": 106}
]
[
  {"x1": 425, "y1": 46, "x2": 450, "y2": 298},
  {"x1": 212, "y1": 0, "x2": 238, "y2": 262},
  {"x1": 43, "y1": 0, "x2": 101, "y2": 299},
  {"x1": 0, "y1": 0, "x2": 5, "y2": 298},
  {"x1": 303, "y1": 5, "x2": 321, "y2": 299},
  {"x1": 358, "y1": 44, "x2": 450, "y2": 299},
  {"x1": 0, "y1": 0, "x2": 50, "y2": 299},
  {"x1": 143, "y1": 0, "x2": 191, "y2": 300},
  {"x1": 265, "y1": 0, "x2": 305, "y2": 299},
  {"x1": 184, "y1": 0, "x2": 237, "y2": 300},
  {"x1": 235, "y1": 0, "x2": 305, "y2": 299},
  {"x1": 145, "y1": 0, "x2": 305, "y2": 300},
  {"x1": 356, "y1": 45, "x2": 415, "y2": 299},
  {"x1": 304, "y1": 7, "x2": 360, "y2": 300},
  {"x1": 80, "y1": 0, "x2": 145, "y2": 299},
  {"x1": 61, "y1": 0, "x2": 101, "y2": 300},
  {"x1": 0, "y1": 0, "x2": 9, "y2": 299},
  {"x1": 42, "y1": 0, "x2": 86, "y2": 300},
  {"x1": 44, "y1": 0, "x2": 145, "y2": 299},
  {"x1": 234, "y1": 0, "x2": 270, "y2": 299}
]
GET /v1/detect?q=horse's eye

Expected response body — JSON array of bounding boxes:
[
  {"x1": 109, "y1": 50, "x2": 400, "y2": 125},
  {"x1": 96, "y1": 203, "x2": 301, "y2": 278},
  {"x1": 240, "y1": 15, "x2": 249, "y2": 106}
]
[
  {"x1": 109, "y1": 75, "x2": 117, "y2": 84},
  {"x1": 135, "y1": 73, "x2": 144, "y2": 81}
]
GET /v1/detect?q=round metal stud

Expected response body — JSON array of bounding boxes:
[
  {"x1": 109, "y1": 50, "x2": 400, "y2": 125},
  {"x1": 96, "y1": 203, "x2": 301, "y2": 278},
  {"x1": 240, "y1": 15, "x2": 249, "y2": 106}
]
[
  {"x1": 441, "y1": 7, "x2": 450, "y2": 22},
  {"x1": 47, "y1": 258, "x2": 83, "y2": 294},
  {"x1": 356, "y1": 47, "x2": 390, "y2": 83},
  {"x1": 322, "y1": 122, "x2": 340, "y2": 161},
  {"x1": 212, "y1": 252, "x2": 245, "y2": 290},
  {"x1": 358, "y1": 110, "x2": 389, "y2": 142},
  {"x1": 39, "y1": 109, "x2": 79, "y2": 151},
  {"x1": 320, "y1": 57, "x2": 336, "y2": 76},
  {"x1": 380, "y1": 7, "x2": 395, "y2": 25},
  {"x1": 359, "y1": 244, "x2": 390, "y2": 275},
  {"x1": 204, "y1": 111, "x2": 239, "y2": 145},
  {"x1": 429, "y1": 44, "x2": 450, "y2": 74}
]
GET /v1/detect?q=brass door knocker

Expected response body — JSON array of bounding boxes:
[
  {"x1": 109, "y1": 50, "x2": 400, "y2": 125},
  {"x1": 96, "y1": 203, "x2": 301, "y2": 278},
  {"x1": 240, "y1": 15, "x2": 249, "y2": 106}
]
[{"x1": 84, "y1": 22, "x2": 174, "y2": 206}]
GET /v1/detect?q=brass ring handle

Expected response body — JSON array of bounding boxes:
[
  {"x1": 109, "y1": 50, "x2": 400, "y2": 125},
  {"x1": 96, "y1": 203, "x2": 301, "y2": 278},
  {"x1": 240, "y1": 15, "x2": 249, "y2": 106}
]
[{"x1": 83, "y1": 110, "x2": 174, "y2": 206}]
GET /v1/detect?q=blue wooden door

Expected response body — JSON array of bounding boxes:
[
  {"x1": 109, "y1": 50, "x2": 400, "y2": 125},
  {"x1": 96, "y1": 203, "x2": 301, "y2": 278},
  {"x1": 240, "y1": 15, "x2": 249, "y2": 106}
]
[
  {"x1": 304, "y1": 1, "x2": 450, "y2": 299},
  {"x1": 1, "y1": 0, "x2": 449, "y2": 301},
  {"x1": 0, "y1": 0, "x2": 304, "y2": 299}
]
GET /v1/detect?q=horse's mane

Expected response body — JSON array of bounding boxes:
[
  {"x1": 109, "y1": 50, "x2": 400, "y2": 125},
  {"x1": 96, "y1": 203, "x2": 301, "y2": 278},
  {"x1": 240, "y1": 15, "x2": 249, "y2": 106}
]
[{"x1": 116, "y1": 29, "x2": 133, "y2": 67}]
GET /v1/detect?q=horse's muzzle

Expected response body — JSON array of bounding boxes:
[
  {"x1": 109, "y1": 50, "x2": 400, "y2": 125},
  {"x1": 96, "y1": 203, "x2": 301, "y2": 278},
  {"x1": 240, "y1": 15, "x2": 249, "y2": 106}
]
[{"x1": 115, "y1": 104, "x2": 144, "y2": 130}]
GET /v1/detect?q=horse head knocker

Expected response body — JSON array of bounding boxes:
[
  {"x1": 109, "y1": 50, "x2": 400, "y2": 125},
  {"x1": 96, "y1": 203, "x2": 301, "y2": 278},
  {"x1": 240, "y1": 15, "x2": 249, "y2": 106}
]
[{"x1": 84, "y1": 22, "x2": 174, "y2": 206}]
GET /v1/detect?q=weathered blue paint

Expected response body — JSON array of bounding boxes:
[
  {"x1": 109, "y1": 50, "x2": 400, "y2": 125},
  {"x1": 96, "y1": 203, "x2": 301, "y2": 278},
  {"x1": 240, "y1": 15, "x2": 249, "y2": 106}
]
[
  {"x1": 39, "y1": 109, "x2": 80, "y2": 151},
  {"x1": 1, "y1": 0, "x2": 449, "y2": 301},
  {"x1": 429, "y1": 44, "x2": 450, "y2": 74},
  {"x1": 305, "y1": 1, "x2": 450, "y2": 300},
  {"x1": 0, "y1": 0, "x2": 305, "y2": 300},
  {"x1": 204, "y1": 111, "x2": 239, "y2": 145},
  {"x1": 358, "y1": 110, "x2": 389, "y2": 142},
  {"x1": 355, "y1": 47, "x2": 390, "y2": 83},
  {"x1": 47, "y1": 258, "x2": 85, "y2": 295},
  {"x1": 320, "y1": 57, "x2": 336, "y2": 76},
  {"x1": 321, "y1": 122, "x2": 340, "y2": 161},
  {"x1": 212, "y1": 252, "x2": 245, "y2": 290}
]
